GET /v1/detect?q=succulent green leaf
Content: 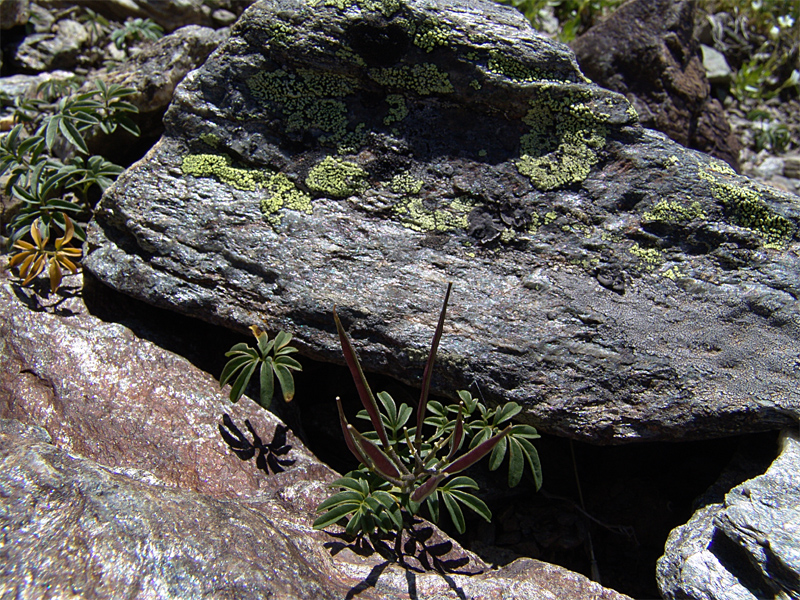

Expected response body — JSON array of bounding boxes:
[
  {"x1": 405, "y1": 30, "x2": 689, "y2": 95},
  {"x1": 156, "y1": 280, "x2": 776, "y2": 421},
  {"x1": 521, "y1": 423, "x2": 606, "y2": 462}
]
[
  {"x1": 273, "y1": 363, "x2": 295, "y2": 402},
  {"x1": 219, "y1": 354, "x2": 255, "y2": 387},
  {"x1": 507, "y1": 437, "x2": 524, "y2": 487},
  {"x1": 426, "y1": 491, "x2": 440, "y2": 523},
  {"x1": 450, "y1": 490, "x2": 492, "y2": 523},
  {"x1": 316, "y1": 490, "x2": 363, "y2": 511},
  {"x1": 517, "y1": 437, "x2": 543, "y2": 490},
  {"x1": 229, "y1": 360, "x2": 258, "y2": 403},
  {"x1": 376, "y1": 391, "x2": 397, "y2": 424},
  {"x1": 259, "y1": 360, "x2": 275, "y2": 408},
  {"x1": 442, "y1": 491, "x2": 466, "y2": 534},
  {"x1": 313, "y1": 503, "x2": 358, "y2": 530},
  {"x1": 60, "y1": 119, "x2": 89, "y2": 154},
  {"x1": 494, "y1": 402, "x2": 522, "y2": 426},
  {"x1": 330, "y1": 476, "x2": 370, "y2": 494},
  {"x1": 489, "y1": 436, "x2": 508, "y2": 471},
  {"x1": 274, "y1": 330, "x2": 293, "y2": 351},
  {"x1": 274, "y1": 355, "x2": 302, "y2": 370}
]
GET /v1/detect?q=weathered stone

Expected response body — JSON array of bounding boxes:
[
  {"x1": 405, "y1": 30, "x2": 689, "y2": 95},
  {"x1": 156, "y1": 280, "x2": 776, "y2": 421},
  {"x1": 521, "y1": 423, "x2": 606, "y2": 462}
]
[
  {"x1": 10, "y1": 18, "x2": 89, "y2": 72},
  {"x1": 571, "y1": 0, "x2": 741, "y2": 171},
  {"x1": 785, "y1": 156, "x2": 800, "y2": 179},
  {"x1": 0, "y1": 273, "x2": 632, "y2": 599},
  {"x1": 657, "y1": 429, "x2": 800, "y2": 600},
  {"x1": 0, "y1": 0, "x2": 29, "y2": 29},
  {"x1": 85, "y1": 0, "x2": 800, "y2": 444},
  {"x1": 50, "y1": 0, "x2": 254, "y2": 32},
  {"x1": 84, "y1": 24, "x2": 229, "y2": 161},
  {"x1": 715, "y1": 429, "x2": 800, "y2": 599},
  {"x1": 701, "y1": 43, "x2": 732, "y2": 86}
]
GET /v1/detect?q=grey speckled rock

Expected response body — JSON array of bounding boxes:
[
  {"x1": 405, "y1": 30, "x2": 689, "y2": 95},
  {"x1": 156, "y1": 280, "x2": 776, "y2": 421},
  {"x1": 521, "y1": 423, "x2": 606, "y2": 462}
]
[
  {"x1": 85, "y1": 0, "x2": 800, "y2": 443},
  {"x1": 657, "y1": 429, "x2": 800, "y2": 600}
]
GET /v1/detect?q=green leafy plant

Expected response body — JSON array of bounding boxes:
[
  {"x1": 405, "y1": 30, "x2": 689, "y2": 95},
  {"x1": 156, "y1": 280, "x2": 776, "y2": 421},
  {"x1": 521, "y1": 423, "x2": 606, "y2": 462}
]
[
  {"x1": 314, "y1": 284, "x2": 541, "y2": 553},
  {"x1": 110, "y1": 18, "x2": 164, "y2": 50},
  {"x1": 748, "y1": 109, "x2": 792, "y2": 153},
  {"x1": 220, "y1": 326, "x2": 303, "y2": 409},
  {"x1": 0, "y1": 80, "x2": 139, "y2": 292},
  {"x1": 6, "y1": 214, "x2": 81, "y2": 292}
]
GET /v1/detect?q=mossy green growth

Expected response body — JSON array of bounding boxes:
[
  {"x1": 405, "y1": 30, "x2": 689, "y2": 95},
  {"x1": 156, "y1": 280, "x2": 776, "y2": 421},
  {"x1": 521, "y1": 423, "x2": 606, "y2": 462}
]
[
  {"x1": 384, "y1": 94, "x2": 409, "y2": 126},
  {"x1": 181, "y1": 154, "x2": 267, "y2": 191},
  {"x1": 390, "y1": 172, "x2": 424, "y2": 194},
  {"x1": 643, "y1": 200, "x2": 706, "y2": 223},
  {"x1": 515, "y1": 86, "x2": 608, "y2": 190},
  {"x1": 306, "y1": 156, "x2": 367, "y2": 197},
  {"x1": 247, "y1": 69, "x2": 358, "y2": 144},
  {"x1": 393, "y1": 196, "x2": 473, "y2": 232},
  {"x1": 369, "y1": 64, "x2": 454, "y2": 95}
]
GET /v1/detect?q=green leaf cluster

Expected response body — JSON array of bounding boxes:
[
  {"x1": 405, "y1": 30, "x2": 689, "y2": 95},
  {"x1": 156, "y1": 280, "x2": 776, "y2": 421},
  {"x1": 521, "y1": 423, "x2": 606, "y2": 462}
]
[
  {"x1": 110, "y1": 18, "x2": 164, "y2": 50},
  {"x1": 314, "y1": 285, "x2": 542, "y2": 541},
  {"x1": 1, "y1": 79, "x2": 139, "y2": 292},
  {"x1": 220, "y1": 326, "x2": 303, "y2": 409}
]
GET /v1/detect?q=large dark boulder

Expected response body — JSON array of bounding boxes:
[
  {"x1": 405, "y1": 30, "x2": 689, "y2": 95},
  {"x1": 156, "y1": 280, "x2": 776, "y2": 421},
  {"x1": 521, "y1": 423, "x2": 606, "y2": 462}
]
[
  {"x1": 570, "y1": 0, "x2": 741, "y2": 171},
  {"x1": 84, "y1": 0, "x2": 800, "y2": 444}
]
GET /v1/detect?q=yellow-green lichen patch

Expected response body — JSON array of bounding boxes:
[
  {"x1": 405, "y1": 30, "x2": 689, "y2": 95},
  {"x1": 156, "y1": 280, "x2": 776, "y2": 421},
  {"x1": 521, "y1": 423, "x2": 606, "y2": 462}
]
[
  {"x1": 488, "y1": 51, "x2": 541, "y2": 82},
  {"x1": 384, "y1": 94, "x2": 408, "y2": 125},
  {"x1": 199, "y1": 133, "x2": 219, "y2": 148},
  {"x1": 643, "y1": 200, "x2": 706, "y2": 223},
  {"x1": 181, "y1": 154, "x2": 266, "y2": 191},
  {"x1": 182, "y1": 154, "x2": 313, "y2": 226},
  {"x1": 260, "y1": 173, "x2": 312, "y2": 223},
  {"x1": 393, "y1": 196, "x2": 474, "y2": 232},
  {"x1": 369, "y1": 64, "x2": 454, "y2": 95},
  {"x1": 515, "y1": 86, "x2": 608, "y2": 190},
  {"x1": 306, "y1": 155, "x2": 367, "y2": 197},
  {"x1": 629, "y1": 243, "x2": 662, "y2": 267},
  {"x1": 713, "y1": 182, "x2": 794, "y2": 244},
  {"x1": 661, "y1": 266, "x2": 683, "y2": 280},
  {"x1": 411, "y1": 16, "x2": 451, "y2": 52},
  {"x1": 308, "y1": 0, "x2": 401, "y2": 17},
  {"x1": 389, "y1": 172, "x2": 423, "y2": 194},
  {"x1": 247, "y1": 69, "x2": 358, "y2": 144}
]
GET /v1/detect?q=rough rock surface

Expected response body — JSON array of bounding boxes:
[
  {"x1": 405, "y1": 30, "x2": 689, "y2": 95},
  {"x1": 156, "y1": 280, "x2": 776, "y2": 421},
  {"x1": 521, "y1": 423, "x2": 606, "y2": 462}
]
[
  {"x1": 9, "y1": 17, "x2": 90, "y2": 72},
  {"x1": 46, "y1": 0, "x2": 254, "y2": 32},
  {"x1": 0, "y1": 0, "x2": 29, "y2": 29},
  {"x1": 657, "y1": 429, "x2": 800, "y2": 600},
  {"x1": 0, "y1": 272, "x2": 632, "y2": 599},
  {"x1": 570, "y1": 0, "x2": 741, "y2": 171},
  {"x1": 85, "y1": 0, "x2": 800, "y2": 444}
]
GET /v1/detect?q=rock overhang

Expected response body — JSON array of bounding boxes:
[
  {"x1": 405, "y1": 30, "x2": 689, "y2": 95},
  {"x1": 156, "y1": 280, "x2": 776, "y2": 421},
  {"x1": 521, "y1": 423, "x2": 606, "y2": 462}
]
[{"x1": 85, "y1": 0, "x2": 800, "y2": 443}]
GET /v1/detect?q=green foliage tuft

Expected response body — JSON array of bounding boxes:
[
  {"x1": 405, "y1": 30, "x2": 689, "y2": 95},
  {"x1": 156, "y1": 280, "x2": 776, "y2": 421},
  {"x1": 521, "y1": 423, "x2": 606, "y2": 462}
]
[
  {"x1": 314, "y1": 285, "x2": 541, "y2": 544},
  {"x1": 220, "y1": 326, "x2": 303, "y2": 409}
]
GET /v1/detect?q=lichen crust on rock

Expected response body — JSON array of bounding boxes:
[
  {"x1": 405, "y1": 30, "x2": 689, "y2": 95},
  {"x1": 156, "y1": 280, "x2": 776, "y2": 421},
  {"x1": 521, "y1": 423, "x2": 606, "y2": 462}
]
[{"x1": 86, "y1": 0, "x2": 800, "y2": 443}]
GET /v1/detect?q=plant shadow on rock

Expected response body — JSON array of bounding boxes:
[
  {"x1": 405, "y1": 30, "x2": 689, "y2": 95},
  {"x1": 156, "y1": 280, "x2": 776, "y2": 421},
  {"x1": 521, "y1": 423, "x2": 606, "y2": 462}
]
[
  {"x1": 218, "y1": 413, "x2": 295, "y2": 476},
  {"x1": 81, "y1": 271, "x2": 781, "y2": 600}
]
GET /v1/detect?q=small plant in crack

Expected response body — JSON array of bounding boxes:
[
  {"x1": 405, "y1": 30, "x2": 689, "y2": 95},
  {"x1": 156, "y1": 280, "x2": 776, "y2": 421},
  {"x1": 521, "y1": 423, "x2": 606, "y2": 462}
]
[
  {"x1": 218, "y1": 413, "x2": 295, "y2": 475},
  {"x1": 220, "y1": 326, "x2": 302, "y2": 409},
  {"x1": 313, "y1": 283, "x2": 542, "y2": 563}
]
